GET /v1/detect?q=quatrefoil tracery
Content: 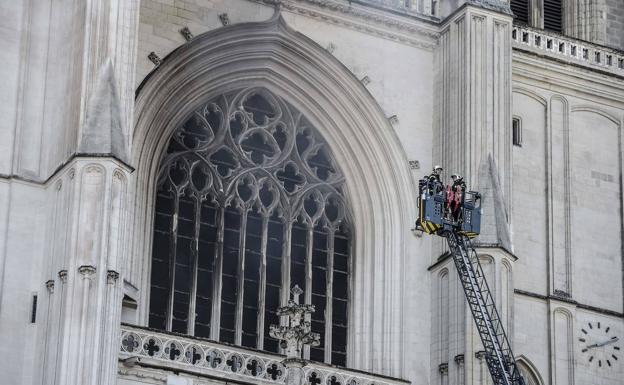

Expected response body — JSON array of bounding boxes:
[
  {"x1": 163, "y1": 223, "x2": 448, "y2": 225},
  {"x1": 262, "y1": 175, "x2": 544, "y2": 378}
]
[{"x1": 157, "y1": 87, "x2": 350, "y2": 228}]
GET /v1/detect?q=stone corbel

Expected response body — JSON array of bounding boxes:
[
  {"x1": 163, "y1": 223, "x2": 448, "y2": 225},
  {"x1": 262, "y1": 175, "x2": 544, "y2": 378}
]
[
  {"x1": 107, "y1": 270, "x2": 120, "y2": 284},
  {"x1": 58, "y1": 270, "x2": 68, "y2": 283},
  {"x1": 45, "y1": 280, "x2": 55, "y2": 294},
  {"x1": 78, "y1": 265, "x2": 97, "y2": 280}
]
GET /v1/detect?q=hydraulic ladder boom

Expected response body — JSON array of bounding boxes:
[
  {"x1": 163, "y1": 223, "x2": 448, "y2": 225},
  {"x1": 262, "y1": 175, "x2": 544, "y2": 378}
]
[
  {"x1": 445, "y1": 231, "x2": 524, "y2": 385},
  {"x1": 416, "y1": 168, "x2": 525, "y2": 385}
]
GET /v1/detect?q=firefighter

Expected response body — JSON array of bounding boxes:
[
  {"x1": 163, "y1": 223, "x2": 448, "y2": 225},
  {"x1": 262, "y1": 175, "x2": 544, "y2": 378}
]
[
  {"x1": 449, "y1": 174, "x2": 466, "y2": 221},
  {"x1": 451, "y1": 174, "x2": 466, "y2": 191},
  {"x1": 427, "y1": 165, "x2": 444, "y2": 195}
]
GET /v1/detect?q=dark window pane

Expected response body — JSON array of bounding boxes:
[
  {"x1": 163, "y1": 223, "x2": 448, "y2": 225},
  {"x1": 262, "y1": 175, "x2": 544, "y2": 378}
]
[
  {"x1": 334, "y1": 236, "x2": 349, "y2": 255},
  {"x1": 311, "y1": 294, "x2": 326, "y2": 323},
  {"x1": 242, "y1": 305, "x2": 258, "y2": 348},
  {"x1": 221, "y1": 274, "x2": 237, "y2": 302},
  {"x1": 331, "y1": 352, "x2": 346, "y2": 367},
  {"x1": 220, "y1": 300, "x2": 236, "y2": 343},
  {"x1": 333, "y1": 271, "x2": 348, "y2": 301},
  {"x1": 310, "y1": 346, "x2": 324, "y2": 362},
  {"x1": 332, "y1": 325, "x2": 347, "y2": 351},
  {"x1": 334, "y1": 253, "x2": 348, "y2": 273},
  {"x1": 332, "y1": 298, "x2": 348, "y2": 326}
]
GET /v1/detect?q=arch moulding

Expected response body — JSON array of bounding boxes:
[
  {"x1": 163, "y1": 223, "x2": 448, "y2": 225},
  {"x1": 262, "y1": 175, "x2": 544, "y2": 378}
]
[{"x1": 128, "y1": 12, "x2": 418, "y2": 377}]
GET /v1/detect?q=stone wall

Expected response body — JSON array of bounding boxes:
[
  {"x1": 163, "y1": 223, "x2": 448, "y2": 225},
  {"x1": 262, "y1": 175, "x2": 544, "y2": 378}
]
[
  {"x1": 512, "y1": 48, "x2": 624, "y2": 385},
  {"x1": 605, "y1": 0, "x2": 624, "y2": 50}
]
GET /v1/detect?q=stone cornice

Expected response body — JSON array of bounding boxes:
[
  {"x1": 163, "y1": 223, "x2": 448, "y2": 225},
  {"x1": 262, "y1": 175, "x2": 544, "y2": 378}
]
[
  {"x1": 512, "y1": 25, "x2": 624, "y2": 78},
  {"x1": 515, "y1": 289, "x2": 624, "y2": 319},
  {"x1": 254, "y1": 0, "x2": 439, "y2": 49},
  {"x1": 0, "y1": 153, "x2": 134, "y2": 187}
]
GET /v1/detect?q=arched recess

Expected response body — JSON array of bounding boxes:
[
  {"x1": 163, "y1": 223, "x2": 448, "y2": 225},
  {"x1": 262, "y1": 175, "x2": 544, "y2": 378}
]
[
  {"x1": 500, "y1": 259, "x2": 513, "y2": 344},
  {"x1": 438, "y1": 269, "x2": 450, "y2": 365},
  {"x1": 516, "y1": 356, "x2": 545, "y2": 385},
  {"x1": 129, "y1": 11, "x2": 417, "y2": 376}
]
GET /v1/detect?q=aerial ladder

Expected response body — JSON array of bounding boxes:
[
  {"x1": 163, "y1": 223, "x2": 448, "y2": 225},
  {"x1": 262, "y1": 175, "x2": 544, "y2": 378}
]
[{"x1": 415, "y1": 167, "x2": 525, "y2": 385}]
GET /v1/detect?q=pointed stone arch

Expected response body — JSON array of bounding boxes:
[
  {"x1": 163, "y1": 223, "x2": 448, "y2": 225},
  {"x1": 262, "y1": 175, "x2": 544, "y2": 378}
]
[
  {"x1": 128, "y1": 11, "x2": 418, "y2": 376},
  {"x1": 516, "y1": 355, "x2": 545, "y2": 385}
]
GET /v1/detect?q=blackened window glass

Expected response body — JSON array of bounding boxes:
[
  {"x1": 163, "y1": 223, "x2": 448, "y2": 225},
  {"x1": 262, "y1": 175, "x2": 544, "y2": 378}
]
[{"x1": 148, "y1": 87, "x2": 352, "y2": 366}]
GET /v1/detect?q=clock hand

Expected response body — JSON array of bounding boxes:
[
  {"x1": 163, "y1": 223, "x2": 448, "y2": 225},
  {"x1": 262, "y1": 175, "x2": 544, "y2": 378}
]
[
  {"x1": 596, "y1": 336, "x2": 619, "y2": 348},
  {"x1": 585, "y1": 343, "x2": 599, "y2": 350}
]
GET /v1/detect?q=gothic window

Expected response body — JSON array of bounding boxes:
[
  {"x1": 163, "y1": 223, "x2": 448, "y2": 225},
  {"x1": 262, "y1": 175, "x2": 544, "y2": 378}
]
[
  {"x1": 148, "y1": 87, "x2": 352, "y2": 366},
  {"x1": 510, "y1": 0, "x2": 530, "y2": 24}
]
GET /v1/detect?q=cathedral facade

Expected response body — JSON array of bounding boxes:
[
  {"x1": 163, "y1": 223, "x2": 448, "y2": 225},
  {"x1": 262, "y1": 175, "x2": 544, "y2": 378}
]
[{"x1": 0, "y1": 0, "x2": 623, "y2": 384}]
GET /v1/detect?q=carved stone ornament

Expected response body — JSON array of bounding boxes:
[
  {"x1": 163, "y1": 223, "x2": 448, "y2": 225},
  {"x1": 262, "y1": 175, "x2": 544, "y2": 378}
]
[
  {"x1": 219, "y1": 13, "x2": 230, "y2": 26},
  {"x1": 45, "y1": 279, "x2": 55, "y2": 294},
  {"x1": 180, "y1": 26, "x2": 194, "y2": 41},
  {"x1": 360, "y1": 76, "x2": 371, "y2": 86},
  {"x1": 454, "y1": 354, "x2": 465, "y2": 365},
  {"x1": 78, "y1": 265, "x2": 97, "y2": 279},
  {"x1": 107, "y1": 270, "x2": 120, "y2": 284},
  {"x1": 113, "y1": 169, "x2": 126, "y2": 182},
  {"x1": 438, "y1": 362, "x2": 449, "y2": 374},
  {"x1": 58, "y1": 270, "x2": 68, "y2": 283},
  {"x1": 148, "y1": 52, "x2": 161, "y2": 67},
  {"x1": 388, "y1": 115, "x2": 399, "y2": 125},
  {"x1": 475, "y1": 350, "x2": 486, "y2": 360},
  {"x1": 269, "y1": 285, "x2": 320, "y2": 361}
]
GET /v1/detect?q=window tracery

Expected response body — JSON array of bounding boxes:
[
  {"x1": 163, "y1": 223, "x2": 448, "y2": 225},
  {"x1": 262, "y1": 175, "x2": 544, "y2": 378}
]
[
  {"x1": 517, "y1": 359, "x2": 542, "y2": 385},
  {"x1": 148, "y1": 87, "x2": 351, "y2": 366}
]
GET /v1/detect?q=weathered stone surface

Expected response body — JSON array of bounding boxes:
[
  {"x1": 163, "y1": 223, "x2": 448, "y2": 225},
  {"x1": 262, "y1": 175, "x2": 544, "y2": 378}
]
[{"x1": 78, "y1": 60, "x2": 129, "y2": 164}]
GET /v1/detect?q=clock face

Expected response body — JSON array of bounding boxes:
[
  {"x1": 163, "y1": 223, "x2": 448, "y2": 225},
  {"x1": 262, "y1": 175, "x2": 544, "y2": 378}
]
[{"x1": 579, "y1": 322, "x2": 620, "y2": 368}]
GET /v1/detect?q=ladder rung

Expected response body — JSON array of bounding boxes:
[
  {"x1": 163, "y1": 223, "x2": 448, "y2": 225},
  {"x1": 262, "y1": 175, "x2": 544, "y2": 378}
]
[{"x1": 446, "y1": 231, "x2": 525, "y2": 385}]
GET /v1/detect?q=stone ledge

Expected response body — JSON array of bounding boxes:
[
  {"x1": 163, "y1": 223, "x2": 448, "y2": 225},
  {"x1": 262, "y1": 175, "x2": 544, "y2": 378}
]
[
  {"x1": 512, "y1": 25, "x2": 624, "y2": 78},
  {"x1": 119, "y1": 324, "x2": 410, "y2": 385}
]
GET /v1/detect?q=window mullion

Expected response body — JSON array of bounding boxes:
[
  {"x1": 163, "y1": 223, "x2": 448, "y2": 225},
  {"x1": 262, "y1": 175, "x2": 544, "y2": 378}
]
[
  {"x1": 256, "y1": 215, "x2": 269, "y2": 350},
  {"x1": 303, "y1": 223, "x2": 314, "y2": 360},
  {"x1": 280, "y1": 221, "x2": 292, "y2": 316},
  {"x1": 165, "y1": 193, "x2": 180, "y2": 331},
  {"x1": 187, "y1": 196, "x2": 202, "y2": 335},
  {"x1": 325, "y1": 229, "x2": 335, "y2": 364},
  {"x1": 210, "y1": 205, "x2": 225, "y2": 340},
  {"x1": 234, "y1": 208, "x2": 249, "y2": 346}
]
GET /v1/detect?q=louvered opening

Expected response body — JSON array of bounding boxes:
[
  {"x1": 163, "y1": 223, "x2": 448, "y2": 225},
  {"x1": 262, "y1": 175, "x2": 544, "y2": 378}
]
[
  {"x1": 510, "y1": 0, "x2": 529, "y2": 25},
  {"x1": 544, "y1": 0, "x2": 563, "y2": 33}
]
